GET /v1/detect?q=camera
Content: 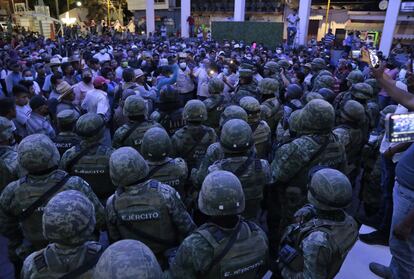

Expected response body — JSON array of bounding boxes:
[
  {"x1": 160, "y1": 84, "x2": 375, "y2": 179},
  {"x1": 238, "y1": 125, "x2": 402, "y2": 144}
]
[{"x1": 386, "y1": 112, "x2": 414, "y2": 143}]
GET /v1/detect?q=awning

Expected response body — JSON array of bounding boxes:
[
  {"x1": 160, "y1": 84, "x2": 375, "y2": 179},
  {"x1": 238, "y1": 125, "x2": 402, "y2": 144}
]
[
  {"x1": 345, "y1": 22, "x2": 384, "y2": 32},
  {"x1": 394, "y1": 34, "x2": 414, "y2": 40}
]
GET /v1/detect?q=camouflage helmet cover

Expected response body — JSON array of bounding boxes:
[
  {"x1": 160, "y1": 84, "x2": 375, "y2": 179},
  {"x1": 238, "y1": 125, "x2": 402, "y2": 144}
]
[
  {"x1": 380, "y1": 104, "x2": 398, "y2": 118},
  {"x1": 239, "y1": 96, "x2": 261, "y2": 114},
  {"x1": 159, "y1": 85, "x2": 180, "y2": 103},
  {"x1": 183, "y1": 99, "x2": 208, "y2": 122},
  {"x1": 351, "y1": 82, "x2": 373, "y2": 100},
  {"x1": 264, "y1": 61, "x2": 279, "y2": 73},
  {"x1": 288, "y1": 110, "x2": 301, "y2": 134},
  {"x1": 365, "y1": 78, "x2": 381, "y2": 96},
  {"x1": 277, "y1": 59, "x2": 290, "y2": 69},
  {"x1": 123, "y1": 95, "x2": 147, "y2": 117},
  {"x1": 286, "y1": 84, "x2": 303, "y2": 99},
  {"x1": 317, "y1": 69, "x2": 333, "y2": 77},
  {"x1": 220, "y1": 119, "x2": 253, "y2": 153},
  {"x1": 0, "y1": 116, "x2": 14, "y2": 141},
  {"x1": 208, "y1": 77, "x2": 225, "y2": 94},
  {"x1": 340, "y1": 100, "x2": 365, "y2": 123},
  {"x1": 318, "y1": 88, "x2": 336, "y2": 104},
  {"x1": 259, "y1": 78, "x2": 279, "y2": 96},
  {"x1": 93, "y1": 239, "x2": 162, "y2": 279},
  {"x1": 18, "y1": 134, "x2": 60, "y2": 173},
  {"x1": 57, "y1": 109, "x2": 79, "y2": 126},
  {"x1": 311, "y1": 58, "x2": 326, "y2": 70},
  {"x1": 76, "y1": 113, "x2": 105, "y2": 138},
  {"x1": 141, "y1": 127, "x2": 171, "y2": 161},
  {"x1": 346, "y1": 70, "x2": 364, "y2": 84},
  {"x1": 198, "y1": 170, "x2": 245, "y2": 216},
  {"x1": 43, "y1": 190, "x2": 95, "y2": 245},
  {"x1": 308, "y1": 168, "x2": 352, "y2": 210},
  {"x1": 298, "y1": 99, "x2": 335, "y2": 133},
  {"x1": 314, "y1": 75, "x2": 335, "y2": 90},
  {"x1": 109, "y1": 147, "x2": 149, "y2": 187},
  {"x1": 304, "y1": 92, "x2": 324, "y2": 104},
  {"x1": 219, "y1": 105, "x2": 248, "y2": 128}
]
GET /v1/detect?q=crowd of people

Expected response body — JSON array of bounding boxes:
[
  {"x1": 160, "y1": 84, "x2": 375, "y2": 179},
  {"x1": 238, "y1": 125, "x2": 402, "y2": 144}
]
[{"x1": 0, "y1": 25, "x2": 413, "y2": 279}]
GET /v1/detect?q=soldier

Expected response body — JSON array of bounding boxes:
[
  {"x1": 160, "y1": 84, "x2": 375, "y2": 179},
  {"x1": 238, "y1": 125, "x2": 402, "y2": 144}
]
[
  {"x1": 151, "y1": 85, "x2": 186, "y2": 136},
  {"x1": 277, "y1": 168, "x2": 358, "y2": 278},
  {"x1": 263, "y1": 61, "x2": 280, "y2": 79},
  {"x1": 309, "y1": 58, "x2": 326, "y2": 87},
  {"x1": 270, "y1": 99, "x2": 346, "y2": 251},
  {"x1": 203, "y1": 77, "x2": 228, "y2": 131},
  {"x1": 21, "y1": 190, "x2": 104, "y2": 278},
  {"x1": 233, "y1": 69, "x2": 259, "y2": 103},
  {"x1": 112, "y1": 95, "x2": 161, "y2": 151},
  {"x1": 239, "y1": 96, "x2": 271, "y2": 160},
  {"x1": 0, "y1": 116, "x2": 20, "y2": 192},
  {"x1": 172, "y1": 100, "x2": 217, "y2": 172},
  {"x1": 141, "y1": 127, "x2": 188, "y2": 197},
  {"x1": 0, "y1": 134, "x2": 104, "y2": 268},
  {"x1": 303, "y1": 92, "x2": 324, "y2": 104},
  {"x1": 318, "y1": 87, "x2": 336, "y2": 104},
  {"x1": 105, "y1": 147, "x2": 196, "y2": 264},
  {"x1": 209, "y1": 119, "x2": 273, "y2": 221},
  {"x1": 60, "y1": 113, "x2": 115, "y2": 201},
  {"x1": 311, "y1": 75, "x2": 336, "y2": 92},
  {"x1": 279, "y1": 83, "x2": 304, "y2": 135},
  {"x1": 191, "y1": 105, "x2": 248, "y2": 189},
  {"x1": 333, "y1": 100, "x2": 368, "y2": 183},
  {"x1": 166, "y1": 170, "x2": 269, "y2": 279},
  {"x1": 93, "y1": 240, "x2": 162, "y2": 279},
  {"x1": 259, "y1": 78, "x2": 283, "y2": 137},
  {"x1": 53, "y1": 109, "x2": 81, "y2": 156},
  {"x1": 334, "y1": 70, "x2": 366, "y2": 109}
]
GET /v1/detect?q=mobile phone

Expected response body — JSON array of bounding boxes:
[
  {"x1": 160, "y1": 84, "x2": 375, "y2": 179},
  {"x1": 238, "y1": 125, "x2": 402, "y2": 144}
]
[
  {"x1": 368, "y1": 49, "x2": 379, "y2": 68},
  {"x1": 351, "y1": 50, "x2": 361, "y2": 59},
  {"x1": 386, "y1": 112, "x2": 414, "y2": 143}
]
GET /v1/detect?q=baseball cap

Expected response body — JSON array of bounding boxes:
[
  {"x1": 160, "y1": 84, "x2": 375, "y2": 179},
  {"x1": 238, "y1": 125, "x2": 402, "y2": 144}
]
[{"x1": 93, "y1": 76, "x2": 109, "y2": 87}]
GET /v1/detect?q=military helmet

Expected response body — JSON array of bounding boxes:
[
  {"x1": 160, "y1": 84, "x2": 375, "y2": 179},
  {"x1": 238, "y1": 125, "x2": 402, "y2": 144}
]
[
  {"x1": 346, "y1": 70, "x2": 364, "y2": 85},
  {"x1": 18, "y1": 134, "x2": 60, "y2": 173},
  {"x1": 311, "y1": 58, "x2": 326, "y2": 71},
  {"x1": 351, "y1": 82, "x2": 373, "y2": 100},
  {"x1": 380, "y1": 104, "x2": 398, "y2": 118},
  {"x1": 76, "y1": 113, "x2": 105, "y2": 138},
  {"x1": 208, "y1": 77, "x2": 225, "y2": 94},
  {"x1": 317, "y1": 69, "x2": 333, "y2": 77},
  {"x1": 220, "y1": 119, "x2": 253, "y2": 153},
  {"x1": 239, "y1": 96, "x2": 260, "y2": 114},
  {"x1": 159, "y1": 85, "x2": 180, "y2": 103},
  {"x1": 141, "y1": 127, "x2": 171, "y2": 161},
  {"x1": 198, "y1": 170, "x2": 245, "y2": 216},
  {"x1": 57, "y1": 109, "x2": 79, "y2": 127},
  {"x1": 304, "y1": 92, "x2": 324, "y2": 104},
  {"x1": 286, "y1": 84, "x2": 303, "y2": 99},
  {"x1": 277, "y1": 59, "x2": 290, "y2": 69},
  {"x1": 340, "y1": 100, "x2": 365, "y2": 123},
  {"x1": 123, "y1": 95, "x2": 147, "y2": 117},
  {"x1": 314, "y1": 75, "x2": 335, "y2": 90},
  {"x1": 93, "y1": 240, "x2": 162, "y2": 279},
  {"x1": 219, "y1": 105, "x2": 248, "y2": 128},
  {"x1": 43, "y1": 190, "x2": 95, "y2": 246},
  {"x1": 109, "y1": 147, "x2": 149, "y2": 187},
  {"x1": 183, "y1": 99, "x2": 208, "y2": 122},
  {"x1": 365, "y1": 78, "x2": 381, "y2": 96},
  {"x1": 238, "y1": 69, "x2": 253, "y2": 78},
  {"x1": 264, "y1": 61, "x2": 279, "y2": 73},
  {"x1": 259, "y1": 78, "x2": 279, "y2": 96},
  {"x1": 318, "y1": 88, "x2": 336, "y2": 104},
  {"x1": 308, "y1": 168, "x2": 352, "y2": 210},
  {"x1": 298, "y1": 99, "x2": 335, "y2": 134},
  {"x1": 0, "y1": 116, "x2": 14, "y2": 142}
]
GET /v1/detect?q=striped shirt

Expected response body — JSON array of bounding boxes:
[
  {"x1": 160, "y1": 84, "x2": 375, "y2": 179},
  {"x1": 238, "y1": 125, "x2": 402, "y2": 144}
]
[{"x1": 324, "y1": 33, "x2": 336, "y2": 46}]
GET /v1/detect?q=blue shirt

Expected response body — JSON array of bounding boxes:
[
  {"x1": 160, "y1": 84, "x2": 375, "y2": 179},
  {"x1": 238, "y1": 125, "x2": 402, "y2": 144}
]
[
  {"x1": 156, "y1": 64, "x2": 179, "y2": 91},
  {"x1": 5, "y1": 72, "x2": 22, "y2": 95},
  {"x1": 396, "y1": 143, "x2": 414, "y2": 190}
]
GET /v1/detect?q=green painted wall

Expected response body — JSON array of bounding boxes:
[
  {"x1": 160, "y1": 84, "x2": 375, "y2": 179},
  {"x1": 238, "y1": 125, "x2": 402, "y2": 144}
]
[{"x1": 211, "y1": 21, "x2": 284, "y2": 49}]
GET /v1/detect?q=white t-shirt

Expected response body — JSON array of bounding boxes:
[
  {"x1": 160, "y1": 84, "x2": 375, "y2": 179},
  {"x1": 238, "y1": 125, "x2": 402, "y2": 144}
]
[{"x1": 287, "y1": 14, "x2": 299, "y2": 28}]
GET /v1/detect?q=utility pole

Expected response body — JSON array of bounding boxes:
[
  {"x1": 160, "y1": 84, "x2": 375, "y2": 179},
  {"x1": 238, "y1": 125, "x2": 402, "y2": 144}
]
[
  {"x1": 107, "y1": 0, "x2": 110, "y2": 26},
  {"x1": 55, "y1": 0, "x2": 59, "y2": 18}
]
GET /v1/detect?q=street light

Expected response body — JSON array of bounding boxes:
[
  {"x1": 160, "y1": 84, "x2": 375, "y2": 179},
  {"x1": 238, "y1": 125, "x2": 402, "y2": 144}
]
[{"x1": 76, "y1": 1, "x2": 82, "y2": 7}]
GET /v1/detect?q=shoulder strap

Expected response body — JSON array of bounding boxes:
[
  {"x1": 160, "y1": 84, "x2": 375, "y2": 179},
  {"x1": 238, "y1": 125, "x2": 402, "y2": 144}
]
[
  {"x1": 147, "y1": 159, "x2": 173, "y2": 178},
  {"x1": 65, "y1": 143, "x2": 100, "y2": 172},
  {"x1": 233, "y1": 153, "x2": 255, "y2": 177},
  {"x1": 182, "y1": 127, "x2": 209, "y2": 158},
  {"x1": 19, "y1": 174, "x2": 71, "y2": 221},
  {"x1": 200, "y1": 220, "x2": 242, "y2": 277},
  {"x1": 59, "y1": 246, "x2": 105, "y2": 279},
  {"x1": 119, "y1": 122, "x2": 141, "y2": 145},
  {"x1": 119, "y1": 220, "x2": 177, "y2": 246}
]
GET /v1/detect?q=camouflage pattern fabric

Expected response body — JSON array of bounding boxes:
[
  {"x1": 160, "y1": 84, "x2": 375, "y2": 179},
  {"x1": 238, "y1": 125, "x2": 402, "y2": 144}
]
[
  {"x1": 312, "y1": 75, "x2": 336, "y2": 92},
  {"x1": 123, "y1": 95, "x2": 147, "y2": 117},
  {"x1": 203, "y1": 95, "x2": 228, "y2": 130},
  {"x1": 0, "y1": 146, "x2": 20, "y2": 192},
  {"x1": 233, "y1": 84, "x2": 259, "y2": 104},
  {"x1": 208, "y1": 77, "x2": 225, "y2": 95},
  {"x1": 53, "y1": 132, "x2": 81, "y2": 156},
  {"x1": 112, "y1": 120, "x2": 162, "y2": 151},
  {"x1": 346, "y1": 70, "x2": 364, "y2": 85},
  {"x1": 93, "y1": 240, "x2": 162, "y2": 279},
  {"x1": 150, "y1": 108, "x2": 186, "y2": 136},
  {"x1": 260, "y1": 97, "x2": 283, "y2": 137}
]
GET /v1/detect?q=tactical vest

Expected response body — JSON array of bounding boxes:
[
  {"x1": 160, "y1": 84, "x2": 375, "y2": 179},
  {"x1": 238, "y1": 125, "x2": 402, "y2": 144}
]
[
  {"x1": 251, "y1": 121, "x2": 271, "y2": 160},
  {"x1": 112, "y1": 180, "x2": 178, "y2": 254},
  {"x1": 33, "y1": 242, "x2": 103, "y2": 278},
  {"x1": 14, "y1": 171, "x2": 70, "y2": 249},
  {"x1": 281, "y1": 214, "x2": 358, "y2": 278},
  {"x1": 204, "y1": 95, "x2": 226, "y2": 129},
  {"x1": 336, "y1": 124, "x2": 366, "y2": 168},
  {"x1": 54, "y1": 133, "x2": 80, "y2": 156},
  {"x1": 261, "y1": 98, "x2": 282, "y2": 134},
  {"x1": 119, "y1": 121, "x2": 158, "y2": 151},
  {"x1": 197, "y1": 221, "x2": 268, "y2": 279},
  {"x1": 180, "y1": 126, "x2": 215, "y2": 171},
  {"x1": 69, "y1": 145, "x2": 113, "y2": 201},
  {"x1": 148, "y1": 159, "x2": 186, "y2": 196},
  {"x1": 159, "y1": 109, "x2": 186, "y2": 136},
  {"x1": 218, "y1": 157, "x2": 266, "y2": 220}
]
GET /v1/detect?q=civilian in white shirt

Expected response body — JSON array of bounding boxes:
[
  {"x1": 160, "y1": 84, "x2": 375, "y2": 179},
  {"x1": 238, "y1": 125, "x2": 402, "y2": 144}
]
[
  {"x1": 176, "y1": 58, "x2": 195, "y2": 105},
  {"x1": 193, "y1": 59, "x2": 210, "y2": 100},
  {"x1": 73, "y1": 69, "x2": 94, "y2": 106},
  {"x1": 287, "y1": 9, "x2": 299, "y2": 46},
  {"x1": 93, "y1": 48, "x2": 111, "y2": 63}
]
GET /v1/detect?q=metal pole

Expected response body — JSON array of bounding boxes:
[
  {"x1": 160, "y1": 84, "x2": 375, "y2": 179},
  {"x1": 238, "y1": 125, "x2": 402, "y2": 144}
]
[
  {"x1": 55, "y1": 0, "x2": 59, "y2": 18},
  {"x1": 107, "y1": 0, "x2": 110, "y2": 26},
  {"x1": 67, "y1": 0, "x2": 70, "y2": 12},
  {"x1": 25, "y1": 0, "x2": 29, "y2": 10},
  {"x1": 324, "y1": 0, "x2": 331, "y2": 34}
]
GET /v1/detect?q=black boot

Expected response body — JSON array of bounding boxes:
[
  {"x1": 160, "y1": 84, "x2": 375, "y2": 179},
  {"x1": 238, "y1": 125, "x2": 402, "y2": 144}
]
[
  {"x1": 359, "y1": 230, "x2": 389, "y2": 246},
  {"x1": 369, "y1": 262, "x2": 392, "y2": 278}
]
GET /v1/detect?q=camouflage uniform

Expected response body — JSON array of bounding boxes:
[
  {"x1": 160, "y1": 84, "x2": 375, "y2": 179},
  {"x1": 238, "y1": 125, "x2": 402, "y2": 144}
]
[
  {"x1": 105, "y1": 147, "x2": 196, "y2": 263},
  {"x1": 311, "y1": 75, "x2": 336, "y2": 92},
  {"x1": 113, "y1": 95, "x2": 162, "y2": 151},
  {"x1": 309, "y1": 58, "x2": 326, "y2": 88},
  {"x1": 142, "y1": 127, "x2": 188, "y2": 197},
  {"x1": 333, "y1": 70, "x2": 365, "y2": 109},
  {"x1": 270, "y1": 99, "x2": 347, "y2": 248},
  {"x1": 21, "y1": 190, "x2": 104, "y2": 279},
  {"x1": 93, "y1": 240, "x2": 162, "y2": 279},
  {"x1": 53, "y1": 109, "x2": 81, "y2": 156},
  {"x1": 233, "y1": 69, "x2": 260, "y2": 103},
  {"x1": 0, "y1": 117, "x2": 20, "y2": 192},
  {"x1": 318, "y1": 87, "x2": 336, "y2": 104},
  {"x1": 203, "y1": 77, "x2": 228, "y2": 131},
  {"x1": 172, "y1": 100, "x2": 217, "y2": 172},
  {"x1": 0, "y1": 134, "x2": 104, "y2": 261},
  {"x1": 166, "y1": 171, "x2": 269, "y2": 279},
  {"x1": 208, "y1": 119, "x2": 273, "y2": 221},
  {"x1": 239, "y1": 96, "x2": 271, "y2": 160},
  {"x1": 279, "y1": 169, "x2": 358, "y2": 279},
  {"x1": 191, "y1": 105, "x2": 248, "y2": 188},
  {"x1": 151, "y1": 85, "x2": 185, "y2": 136},
  {"x1": 259, "y1": 78, "x2": 283, "y2": 137},
  {"x1": 60, "y1": 113, "x2": 115, "y2": 201}
]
